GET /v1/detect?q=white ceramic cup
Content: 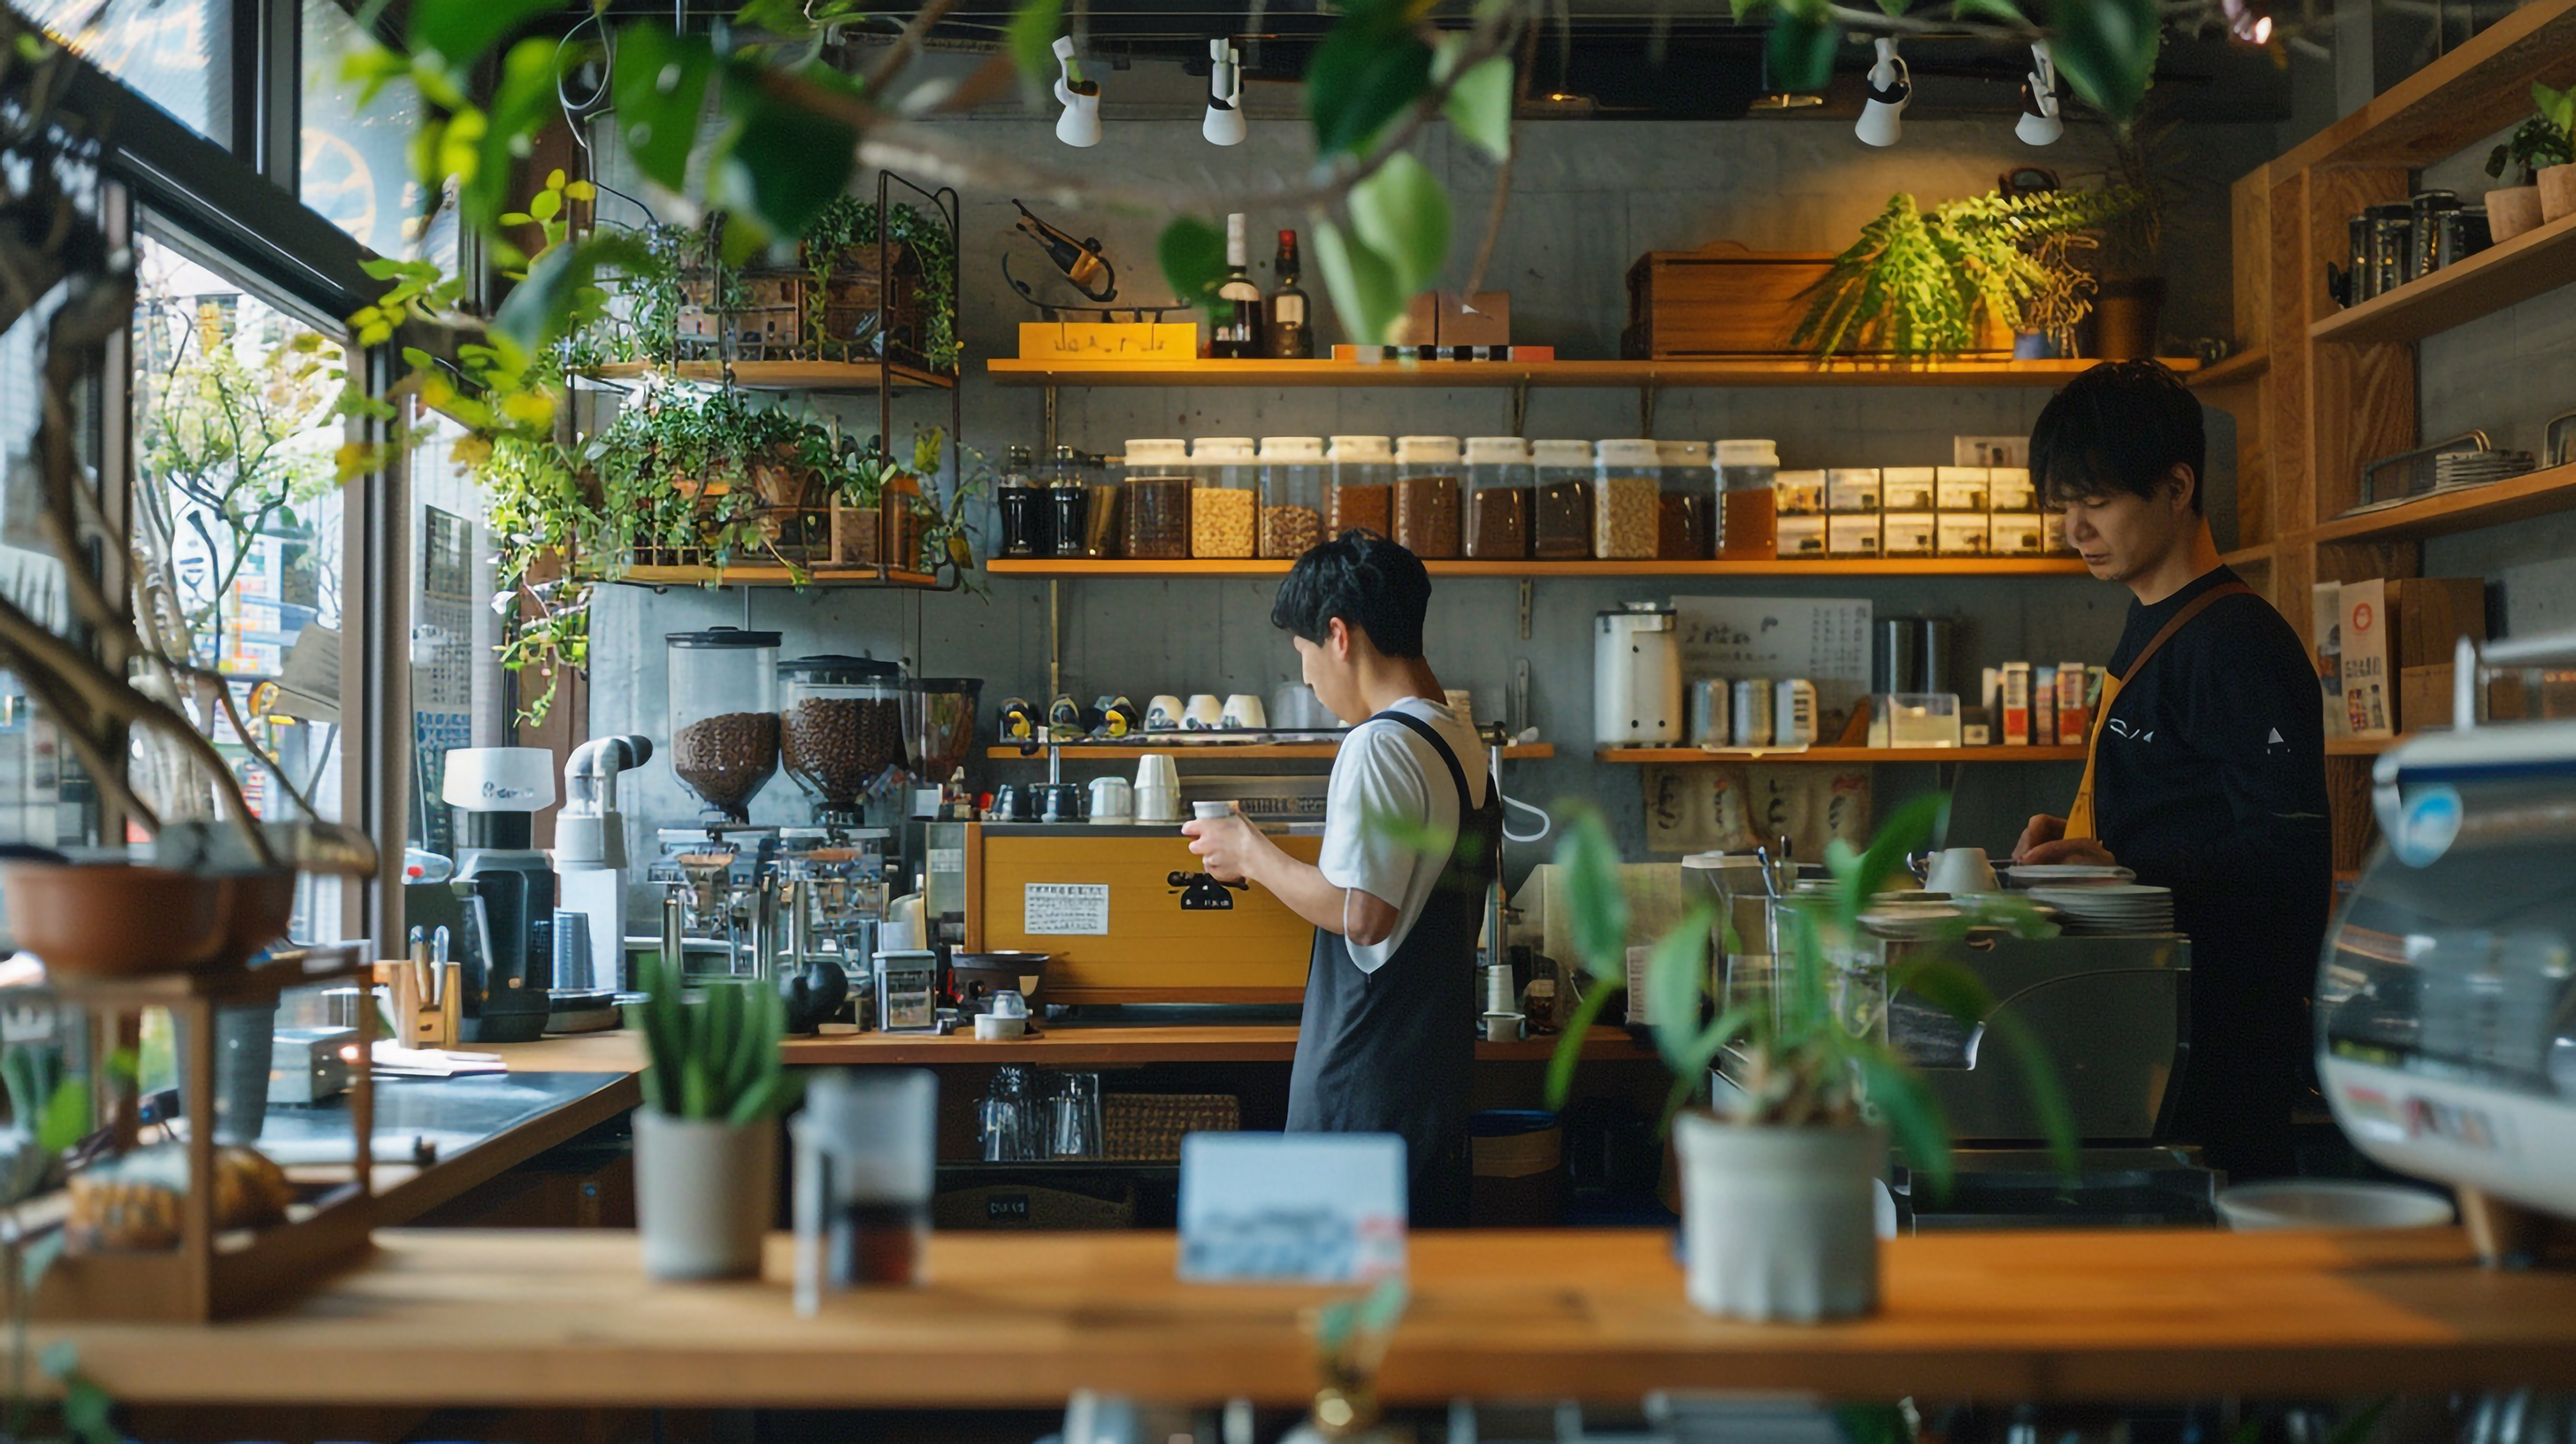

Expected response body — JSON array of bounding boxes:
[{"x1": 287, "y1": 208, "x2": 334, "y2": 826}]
[
  {"x1": 1184, "y1": 694, "x2": 1225, "y2": 730},
  {"x1": 1926, "y1": 847, "x2": 2000, "y2": 895},
  {"x1": 1136, "y1": 787, "x2": 1182, "y2": 825},
  {"x1": 974, "y1": 1013, "x2": 1028, "y2": 1041},
  {"x1": 1134, "y1": 752, "x2": 1178, "y2": 794},
  {"x1": 1192, "y1": 800, "x2": 1236, "y2": 821},
  {"x1": 1222, "y1": 694, "x2": 1268, "y2": 730},
  {"x1": 1145, "y1": 695, "x2": 1184, "y2": 731},
  {"x1": 1087, "y1": 775, "x2": 1134, "y2": 822}
]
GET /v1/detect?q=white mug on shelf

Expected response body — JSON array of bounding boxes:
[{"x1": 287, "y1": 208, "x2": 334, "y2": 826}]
[
  {"x1": 1222, "y1": 694, "x2": 1268, "y2": 730},
  {"x1": 1184, "y1": 695, "x2": 1225, "y2": 730},
  {"x1": 1087, "y1": 775, "x2": 1134, "y2": 824},
  {"x1": 1926, "y1": 848, "x2": 2000, "y2": 895},
  {"x1": 1145, "y1": 695, "x2": 1184, "y2": 731}
]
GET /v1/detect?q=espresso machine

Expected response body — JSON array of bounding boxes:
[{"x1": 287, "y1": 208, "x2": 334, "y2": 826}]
[{"x1": 443, "y1": 747, "x2": 559, "y2": 1043}]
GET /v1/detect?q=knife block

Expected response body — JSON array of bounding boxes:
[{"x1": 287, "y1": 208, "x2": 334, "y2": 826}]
[{"x1": 376, "y1": 960, "x2": 462, "y2": 1048}]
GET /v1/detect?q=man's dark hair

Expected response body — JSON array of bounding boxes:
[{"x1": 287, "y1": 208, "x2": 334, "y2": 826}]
[
  {"x1": 1269, "y1": 531, "x2": 1430, "y2": 659},
  {"x1": 2030, "y1": 359, "x2": 2207, "y2": 515}
]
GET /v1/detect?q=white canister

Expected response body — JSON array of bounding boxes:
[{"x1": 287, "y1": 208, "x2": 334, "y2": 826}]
[
  {"x1": 1686, "y1": 680, "x2": 1731, "y2": 749},
  {"x1": 1087, "y1": 775, "x2": 1134, "y2": 822},
  {"x1": 1731, "y1": 678, "x2": 1774, "y2": 748},
  {"x1": 1774, "y1": 679, "x2": 1819, "y2": 747}
]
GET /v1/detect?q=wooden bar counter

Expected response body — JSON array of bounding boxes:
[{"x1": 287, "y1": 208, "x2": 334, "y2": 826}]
[
  {"x1": 29, "y1": 1226, "x2": 2576, "y2": 1408},
  {"x1": 497, "y1": 1027, "x2": 1655, "y2": 1070}
]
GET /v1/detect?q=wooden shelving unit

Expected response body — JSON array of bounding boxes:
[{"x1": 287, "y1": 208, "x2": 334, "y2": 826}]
[
  {"x1": 986, "y1": 357, "x2": 2197, "y2": 388},
  {"x1": 2328, "y1": 734, "x2": 2407, "y2": 757},
  {"x1": 1596, "y1": 746, "x2": 2086, "y2": 764},
  {"x1": 2186, "y1": 349, "x2": 2270, "y2": 390},
  {"x1": 2312, "y1": 213, "x2": 2576, "y2": 347},
  {"x1": 2308, "y1": 462, "x2": 2576, "y2": 546},
  {"x1": 985, "y1": 557, "x2": 2089, "y2": 580},
  {"x1": 605, "y1": 564, "x2": 946, "y2": 588},
  {"x1": 586, "y1": 359, "x2": 955, "y2": 393},
  {"x1": 988, "y1": 741, "x2": 1557, "y2": 761}
]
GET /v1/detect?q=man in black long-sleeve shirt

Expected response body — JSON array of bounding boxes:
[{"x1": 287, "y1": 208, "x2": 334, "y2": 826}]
[{"x1": 2013, "y1": 361, "x2": 2331, "y2": 1180}]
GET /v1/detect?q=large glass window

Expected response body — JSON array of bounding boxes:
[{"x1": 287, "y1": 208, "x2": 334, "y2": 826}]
[
  {"x1": 299, "y1": 0, "x2": 422, "y2": 256},
  {"x1": 21, "y1": 0, "x2": 234, "y2": 141}
]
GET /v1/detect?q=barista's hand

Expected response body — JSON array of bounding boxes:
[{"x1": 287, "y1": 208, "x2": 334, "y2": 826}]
[
  {"x1": 1182, "y1": 810, "x2": 1272, "y2": 885},
  {"x1": 2020, "y1": 836, "x2": 2118, "y2": 867},
  {"x1": 2012, "y1": 813, "x2": 2068, "y2": 864}
]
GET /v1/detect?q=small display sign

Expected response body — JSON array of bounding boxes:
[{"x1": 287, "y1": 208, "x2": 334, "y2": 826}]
[
  {"x1": 1024, "y1": 883, "x2": 1110, "y2": 935},
  {"x1": 1178, "y1": 1134, "x2": 1407, "y2": 1284}
]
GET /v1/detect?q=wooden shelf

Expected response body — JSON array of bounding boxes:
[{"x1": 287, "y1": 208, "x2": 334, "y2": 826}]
[
  {"x1": 2187, "y1": 349, "x2": 2270, "y2": 389},
  {"x1": 2312, "y1": 212, "x2": 2576, "y2": 347},
  {"x1": 984, "y1": 357, "x2": 2197, "y2": 388},
  {"x1": 1597, "y1": 746, "x2": 2086, "y2": 764},
  {"x1": 2221, "y1": 543, "x2": 2277, "y2": 569},
  {"x1": 585, "y1": 360, "x2": 955, "y2": 393},
  {"x1": 986, "y1": 742, "x2": 1556, "y2": 761},
  {"x1": 985, "y1": 557, "x2": 2090, "y2": 579},
  {"x1": 602, "y1": 564, "x2": 946, "y2": 588},
  {"x1": 2273, "y1": 0, "x2": 2576, "y2": 173},
  {"x1": 2308, "y1": 462, "x2": 2576, "y2": 545}
]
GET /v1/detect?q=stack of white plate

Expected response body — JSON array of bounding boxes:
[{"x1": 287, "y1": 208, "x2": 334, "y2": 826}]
[
  {"x1": 2000, "y1": 864, "x2": 2135, "y2": 887},
  {"x1": 2028, "y1": 883, "x2": 2174, "y2": 934}
]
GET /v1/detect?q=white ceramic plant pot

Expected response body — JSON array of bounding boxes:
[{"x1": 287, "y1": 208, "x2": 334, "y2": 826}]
[
  {"x1": 1674, "y1": 1113, "x2": 1882, "y2": 1322},
  {"x1": 2540, "y1": 164, "x2": 2576, "y2": 224},
  {"x1": 2488, "y1": 184, "x2": 2546, "y2": 242},
  {"x1": 635, "y1": 1110, "x2": 778, "y2": 1281}
]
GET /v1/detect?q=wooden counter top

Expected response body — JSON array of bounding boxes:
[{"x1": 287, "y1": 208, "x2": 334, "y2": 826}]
[
  {"x1": 30, "y1": 1226, "x2": 2576, "y2": 1408},
  {"x1": 779, "y1": 1025, "x2": 1653, "y2": 1067}
]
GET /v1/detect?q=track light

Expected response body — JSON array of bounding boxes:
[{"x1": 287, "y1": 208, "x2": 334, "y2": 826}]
[
  {"x1": 2017, "y1": 40, "x2": 2063, "y2": 146},
  {"x1": 1854, "y1": 36, "x2": 1910, "y2": 148},
  {"x1": 1054, "y1": 36, "x2": 1101, "y2": 148},
  {"x1": 2221, "y1": 0, "x2": 2273, "y2": 43},
  {"x1": 1203, "y1": 38, "x2": 1245, "y2": 146}
]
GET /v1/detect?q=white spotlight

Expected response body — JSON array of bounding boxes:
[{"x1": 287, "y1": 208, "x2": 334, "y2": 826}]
[
  {"x1": 1054, "y1": 36, "x2": 1101, "y2": 148},
  {"x1": 2017, "y1": 40, "x2": 2064, "y2": 146},
  {"x1": 1855, "y1": 36, "x2": 1911, "y2": 148},
  {"x1": 1203, "y1": 38, "x2": 1246, "y2": 146}
]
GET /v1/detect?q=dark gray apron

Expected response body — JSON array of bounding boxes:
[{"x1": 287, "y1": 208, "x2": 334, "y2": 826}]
[{"x1": 1284, "y1": 709, "x2": 1500, "y2": 1229}]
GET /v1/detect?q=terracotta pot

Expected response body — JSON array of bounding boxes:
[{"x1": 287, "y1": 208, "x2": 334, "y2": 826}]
[
  {"x1": 2540, "y1": 165, "x2": 2576, "y2": 225},
  {"x1": 0, "y1": 862, "x2": 293, "y2": 978},
  {"x1": 2092, "y1": 277, "x2": 2166, "y2": 362},
  {"x1": 2488, "y1": 185, "x2": 2545, "y2": 242}
]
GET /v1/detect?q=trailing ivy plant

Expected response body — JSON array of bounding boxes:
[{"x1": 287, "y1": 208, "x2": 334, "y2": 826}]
[
  {"x1": 799, "y1": 194, "x2": 961, "y2": 373},
  {"x1": 2488, "y1": 81, "x2": 2575, "y2": 186}
]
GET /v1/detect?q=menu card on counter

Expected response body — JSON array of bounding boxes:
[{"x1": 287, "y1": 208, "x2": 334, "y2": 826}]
[{"x1": 1177, "y1": 1134, "x2": 1407, "y2": 1284}]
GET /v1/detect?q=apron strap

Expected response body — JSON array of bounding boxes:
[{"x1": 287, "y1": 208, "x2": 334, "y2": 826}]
[
  {"x1": 1371, "y1": 707, "x2": 1487, "y2": 813},
  {"x1": 2066, "y1": 580, "x2": 2258, "y2": 842}
]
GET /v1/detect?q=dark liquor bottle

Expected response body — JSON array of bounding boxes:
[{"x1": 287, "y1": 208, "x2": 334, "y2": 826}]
[
  {"x1": 1209, "y1": 212, "x2": 1263, "y2": 359},
  {"x1": 1264, "y1": 229, "x2": 1313, "y2": 359}
]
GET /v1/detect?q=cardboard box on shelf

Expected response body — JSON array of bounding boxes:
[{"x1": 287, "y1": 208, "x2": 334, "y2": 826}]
[
  {"x1": 1880, "y1": 467, "x2": 1936, "y2": 511},
  {"x1": 1936, "y1": 514, "x2": 1993, "y2": 557},
  {"x1": 1990, "y1": 514, "x2": 2044, "y2": 556},
  {"x1": 1827, "y1": 469, "x2": 1881, "y2": 513},
  {"x1": 1954, "y1": 436, "x2": 2030, "y2": 468},
  {"x1": 2000, "y1": 662, "x2": 2032, "y2": 745},
  {"x1": 1989, "y1": 467, "x2": 2036, "y2": 512},
  {"x1": 1935, "y1": 467, "x2": 1991, "y2": 511},
  {"x1": 2402, "y1": 663, "x2": 2533, "y2": 732},
  {"x1": 2342, "y1": 579, "x2": 2393, "y2": 738},
  {"x1": 1775, "y1": 515, "x2": 1827, "y2": 558},
  {"x1": 1774, "y1": 471, "x2": 1828, "y2": 516},
  {"x1": 1828, "y1": 515, "x2": 1882, "y2": 557},
  {"x1": 1882, "y1": 512, "x2": 1936, "y2": 556},
  {"x1": 2312, "y1": 581, "x2": 2345, "y2": 739},
  {"x1": 2385, "y1": 578, "x2": 2487, "y2": 671}
]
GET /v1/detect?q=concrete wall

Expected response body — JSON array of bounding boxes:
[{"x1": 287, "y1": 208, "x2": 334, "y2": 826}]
[{"x1": 585, "y1": 103, "x2": 2278, "y2": 886}]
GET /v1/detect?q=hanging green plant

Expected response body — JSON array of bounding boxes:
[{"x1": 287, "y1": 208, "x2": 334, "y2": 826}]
[{"x1": 798, "y1": 194, "x2": 961, "y2": 373}]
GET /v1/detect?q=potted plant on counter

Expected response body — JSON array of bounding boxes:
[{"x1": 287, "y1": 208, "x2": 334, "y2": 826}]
[
  {"x1": 2487, "y1": 83, "x2": 2576, "y2": 239},
  {"x1": 631, "y1": 949, "x2": 804, "y2": 1280},
  {"x1": 1544, "y1": 795, "x2": 2074, "y2": 1322}
]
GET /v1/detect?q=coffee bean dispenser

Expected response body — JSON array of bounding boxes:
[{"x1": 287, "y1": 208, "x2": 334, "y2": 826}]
[
  {"x1": 667, "y1": 627, "x2": 782, "y2": 824},
  {"x1": 779, "y1": 654, "x2": 907, "y2": 827}
]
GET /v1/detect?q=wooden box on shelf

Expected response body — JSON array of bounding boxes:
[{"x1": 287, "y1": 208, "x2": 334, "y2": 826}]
[
  {"x1": 1622, "y1": 241, "x2": 2014, "y2": 359},
  {"x1": 829, "y1": 502, "x2": 882, "y2": 567},
  {"x1": 28, "y1": 951, "x2": 378, "y2": 1322}
]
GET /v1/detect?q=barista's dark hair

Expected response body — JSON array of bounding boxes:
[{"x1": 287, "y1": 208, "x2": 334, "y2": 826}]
[
  {"x1": 2030, "y1": 359, "x2": 2207, "y2": 515},
  {"x1": 1270, "y1": 531, "x2": 1430, "y2": 659}
]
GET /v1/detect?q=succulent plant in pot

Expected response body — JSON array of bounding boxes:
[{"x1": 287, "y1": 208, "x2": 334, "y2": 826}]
[
  {"x1": 630, "y1": 948, "x2": 804, "y2": 1280},
  {"x1": 1544, "y1": 794, "x2": 2074, "y2": 1322}
]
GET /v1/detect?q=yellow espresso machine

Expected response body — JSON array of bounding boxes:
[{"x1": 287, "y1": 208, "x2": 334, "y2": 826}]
[{"x1": 959, "y1": 822, "x2": 1322, "y2": 1003}]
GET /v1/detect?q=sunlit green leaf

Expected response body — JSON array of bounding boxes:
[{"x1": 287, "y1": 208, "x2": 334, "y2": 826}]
[
  {"x1": 1439, "y1": 54, "x2": 1514, "y2": 163},
  {"x1": 461, "y1": 39, "x2": 574, "y2": 232},
  {"x1": 1349, "y1": 150, "x2": 1452, "y2": 295},
  {"x1": 1157, "y1": 215, "x2": 1229, "y2": 308},
  {"x1": 1008, "y1": 0, "x2": 1067, "y2": 103},
  {"x1": 407, "y1": 0, "x2": 562, "y2": 67},
  {"x1": 38, "y1": 1075, "x2": 88, "y2": 1155},
  {"x1": 1645, "y1": 900, "x2": 1717, "y2": 1071},
  {"x1": 493, "y1": 233, "x2": 654, "y2": 356},
  {"x1": 712, "y1": 59, "x2": 862, "y2": 240},
  {"x1": 2049, "y1": 0, "x2": 2160, "y2": 119},
  {"x1": 610, "y1": 23, "x2": 715, "y2": 191},
  {"x1": 1544, "y1": 979, "x2": 1620, "y2": 1110},
  {"x1": 1555, "y1": 808, "x2": 1629, "y2": 982},
  {"x1": 1305, "y1": 10, "x2": 1435, "y2": 157},
  {"x1": 1835, "y1": 789, "x2": 1946, "y2": 932},
  {"x1": 1311, "y1": 219, "x2": 1410, "y2": 345}
]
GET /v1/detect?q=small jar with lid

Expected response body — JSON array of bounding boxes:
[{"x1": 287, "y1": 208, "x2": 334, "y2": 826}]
[
  {"x1": 1080, "y1": 450, "x2": 1122, "y2": 557},
  {"x1": 1463, "y1": 437, "x2": 1531, "y2": 559},
  {"x1": 1393, "y1": 435, "x2": 1463, "y2": 557},
  {"x1": 1715, "y1": 439, "x2": 1780, "y2": 561},
  {"x1": 1656, "y1": 440, "x2": 1714, "y2": 559},
  {"x1": 1530, "y1": 440, "x2": 1594, "y2": 559},
  {"x1": 1593, "y1": 439, "x2": 1660, "y2": 560},
  {"x1": 1042, "y1": 446, "x2": 1093, "y2": 558},
  {"x1": 997, "y1": 444, "x2": 1046, "y2": 557},
  {"x1": 1258, "y1": 437, "x2": 1325, "y2": 558},
  {"x1": 1189, "y1": 437, "x2": 1259, "y2": 558},
  {"x1": 1324, "y1": 435, "x2": 1393, "y2": 539},
  {"x1": 1121, "y1": 439, "x2": 1192, "y2": 558}
]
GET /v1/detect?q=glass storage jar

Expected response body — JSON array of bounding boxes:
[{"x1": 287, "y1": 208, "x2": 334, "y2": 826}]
[
  {"x1": 1715, "y1": 439, "x2": 1780, "y2": 561},
  {"x1": 996, "y1": 444, "x2": 1046, "y2": 558},
  {"x1": 1393, "y1": 435, "x2": 1463, "y2": 558},
  {"x1": 1530, "y1": 440, "x2": 1593, "y2": 559},
  {"x1": 778, "y1": 653, "x2": 906, "y2": 825},
  {"x1": 1657, "y1": 440, "x2": 1714, "y2": 560},
  {"x1": 1039, "y1": 445, "x2": 1092, "y2": 558},
  {"x1": 668, "y1": 627, "x2": 782, "y2": 823},
  {"x1": 1463, "y1": 436, "x2": 1531, "y2": 559},
  {"x1": 1189, "y1": 437, "x2": 1260, "y2": 558},
  {"x1": 1079, "y1": 450, "x2": 1122, "y2": 558},
  {"x1": 1593, "y1": 440, "x2": 1660, "y2": 560},
  {"x1": 1258, "y1": 437, "x2": 1326, "y2": 558},
  {"x1": 1121, "y1": 439, "x2": 1192, "y2": 559},
  {"x1": 1324, "y1": 435, "x2": 1394, "y2": 539}
]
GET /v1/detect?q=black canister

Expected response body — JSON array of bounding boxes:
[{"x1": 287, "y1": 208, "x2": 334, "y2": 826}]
[
  {"x1": 2366, "y1": 202, "x2": 2414, "y2": 296},
  {"x1": 1046, "y1": 445, "x2": 1092, "y2": 559},
  {"x1": 998, "y1": 453, "x2": 1050, "y2": 558},
  {"x1": 2411, "y1": 190, "x2": 2460, "y2": 278},
  {"x1": 2347, "y1": 213, "x2": 2376, "y2": 303},
  {"x1": 1874, "y1": 618, "x2": 1921, "y2": 696},
  {"x1": 1916, "y1": 617, "x2": 1958, "y2": 696},
  {"x1": 2437, "y1": 207, "x2": 2493, "y2": 269}
]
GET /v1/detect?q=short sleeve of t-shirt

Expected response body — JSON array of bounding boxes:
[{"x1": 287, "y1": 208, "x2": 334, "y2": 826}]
[{"x1": 1315, "y1": 698, "x2": 1485, "y2": 974}]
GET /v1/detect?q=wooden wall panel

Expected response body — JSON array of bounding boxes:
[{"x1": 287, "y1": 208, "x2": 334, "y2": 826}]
[
  {"x1": 2266, "y1": 173, "x2": 2312, "y2": 536},
  {"x1": 2304, "y1": 167, "x2": 2416, "y2": 526},
  {"x1": 2231, "y1": 166, "x2": 2273, "y2": 353}
]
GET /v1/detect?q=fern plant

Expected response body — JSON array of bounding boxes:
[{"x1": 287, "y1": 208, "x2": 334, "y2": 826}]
[{"x1": 1792, "y1": 187, "x2": 2140, "y2": 361}]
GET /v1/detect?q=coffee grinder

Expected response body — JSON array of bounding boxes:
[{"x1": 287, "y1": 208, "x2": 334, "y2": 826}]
[{"x1": 443, "y1": 746, "x2": 559, "y2": 1043}]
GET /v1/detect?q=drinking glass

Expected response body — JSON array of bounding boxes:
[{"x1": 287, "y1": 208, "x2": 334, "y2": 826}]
[{"x1": 1049, "y1": 1071, "x2": 1103, "y2": 1159}]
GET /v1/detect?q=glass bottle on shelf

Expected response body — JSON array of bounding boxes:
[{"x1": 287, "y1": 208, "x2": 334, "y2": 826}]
[
  {"x1": 1592, "y1": 439, "x2": 1660, "y2": 560},
  {"x1": 1258, "y1": 436, "x2": 1326, "y2": 558},
  {"x1": 1657, "y1": 440, "x2": 1714, "y2": 560},
  {"x1": 998, "y1": 444, "x2": 1046, "y2": 558},
  {"x1": 1190, "y1": 437, "x2": 1259, "y2": 558},
  {"x1": 1463, "y1": 437, "x2": 1531, "y2": 559},
  {"x1": 1530, "y1": 440, "x2": 1594, "y2": 559},
  {"x1": 1121, "y1": 439, "x2": 1192, "y2": 559},
  {"x1": 1208, "y1": 214, "x2": 1263, "y2": 359},
  {"x1": 1324, "y1": 436, "x2": 1393, "y2": 539},
  {"x1": 1042, "y1": 445, "x2": 1091, "y2": 558},
  {"x1": 1264, "y1": 230, "x2": 1313, "y2": 359},
  {"x1": 1715, "y1": 439, "x2": 1781, "y2": 561},
  {"x1": 1393, "y1": 435, "x2": 1463, "y2": 558},
  {"x1": 1083, "y1": 451, "x2": 1123, "y2": 558}
]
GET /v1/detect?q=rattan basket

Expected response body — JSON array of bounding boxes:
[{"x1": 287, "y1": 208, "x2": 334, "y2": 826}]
[{"x1": 1100, "y1": 1094, "x2": 1239, "y2": 1161}]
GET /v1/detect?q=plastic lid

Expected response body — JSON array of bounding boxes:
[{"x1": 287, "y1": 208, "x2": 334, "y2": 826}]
[
  {"x1": 1395, "y1": 435, "x2": 1462, "y2": 465},
  {"x1": 1659, "y1": 441, "x2": 1711, "y2": 467},
  {"x1": 1193, "y1": 437, "x2": 1257, "y2": 462},
  {"x1": 667, "y1": 626, "x2": 783, "y2": 649},
  {"x1": 1327, "y1": 435, "x2": 1393, "y2": 463},
  {"x1": 1463, "y1": 437, "x2": 1530, "y2": 465},
  {"x1": 1596, "y1": 439, "x2": 1660, "y2": 470},
  {"x1": 1715, "y1": 440, "x2": 1780, "y2": 465},
  {"x1": 1259, "y1": 436, "x2": 1326, "y2": 461},
  {"x1": 779, "y1": 654, "x2": 901, "y2": 682},
  {"x1": 1530, "y1": 440, "x2": 1594, "y2": 468},
  {"x1": 1124, "y1": 438, "x2": 1189, "y2": 465}
]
